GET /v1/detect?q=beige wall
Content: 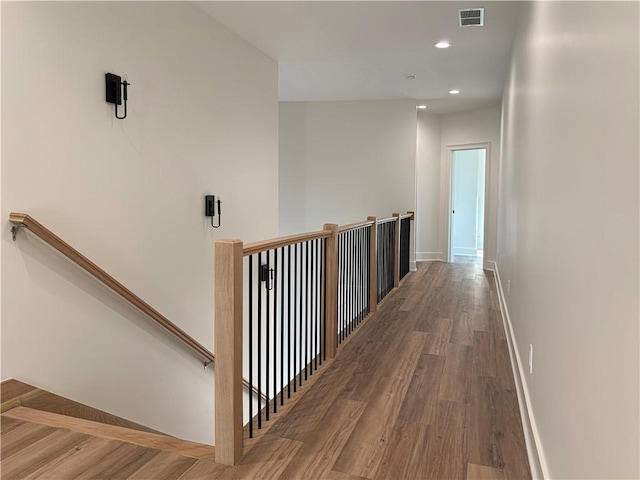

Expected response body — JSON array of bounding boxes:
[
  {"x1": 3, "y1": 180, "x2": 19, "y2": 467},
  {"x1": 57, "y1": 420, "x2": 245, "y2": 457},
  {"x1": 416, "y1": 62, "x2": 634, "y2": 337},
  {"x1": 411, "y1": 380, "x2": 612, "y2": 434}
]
[
  {"x1": 415, "y1": 106, "x2": 501, "y2": 266},
  {"x1": 279, "y1": 100, "x2": 417, "y2": 234},
  {"x1": 415, "y1": 112, "x2": 441, "y2": 260},
  {"x1": 498, "y1": 2, "x2": 639, "y2": 478},
  {"x1": 1, "y1": 1, "x2": 278, "y2": 444}
]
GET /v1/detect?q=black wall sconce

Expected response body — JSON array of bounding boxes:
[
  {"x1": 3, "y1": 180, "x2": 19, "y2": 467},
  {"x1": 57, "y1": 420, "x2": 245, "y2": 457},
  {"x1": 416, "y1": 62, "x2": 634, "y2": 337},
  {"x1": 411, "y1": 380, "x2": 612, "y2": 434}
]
[
  {"x1": 105, "y1": 72, "x2": 130, "y2": 120},
  {"x1": 205, "y1": 195, "x2": 222, "y2": 228}
]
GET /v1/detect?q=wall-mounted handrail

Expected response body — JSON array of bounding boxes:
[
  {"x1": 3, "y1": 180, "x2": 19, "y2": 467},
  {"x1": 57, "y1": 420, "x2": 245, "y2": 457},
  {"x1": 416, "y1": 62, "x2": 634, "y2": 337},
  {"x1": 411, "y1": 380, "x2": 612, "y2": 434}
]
[
  {"x1": 9, "y1": 213, "x2": 265, "y2": 402},
  {"x1": 10, "y1": 213, "x2": 214, "y2": 364},
  {"x1": 243, "y1": 230, "x2": 331, "y2": 257}
]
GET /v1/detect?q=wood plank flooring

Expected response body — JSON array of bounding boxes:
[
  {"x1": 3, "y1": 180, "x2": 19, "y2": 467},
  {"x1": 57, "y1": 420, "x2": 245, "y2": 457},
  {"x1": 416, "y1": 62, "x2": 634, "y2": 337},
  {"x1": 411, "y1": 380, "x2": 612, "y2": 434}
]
[{"x1": 1, "y1": 262, "x2": 530, "y2": 479}]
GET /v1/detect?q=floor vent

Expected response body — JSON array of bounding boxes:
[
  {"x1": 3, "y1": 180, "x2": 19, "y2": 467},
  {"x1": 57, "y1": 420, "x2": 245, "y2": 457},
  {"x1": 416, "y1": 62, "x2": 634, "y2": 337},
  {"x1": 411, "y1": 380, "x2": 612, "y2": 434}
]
[{"x1": 458, "y1": 8, "x2": 484, "y2": 27}]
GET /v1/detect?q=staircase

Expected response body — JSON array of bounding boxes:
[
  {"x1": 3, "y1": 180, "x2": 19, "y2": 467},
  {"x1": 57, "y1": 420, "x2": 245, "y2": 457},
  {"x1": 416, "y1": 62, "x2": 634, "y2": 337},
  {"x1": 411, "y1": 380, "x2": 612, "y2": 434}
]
[{"x1": 1, "y1": 380, "x2": 224, "y2": 479}]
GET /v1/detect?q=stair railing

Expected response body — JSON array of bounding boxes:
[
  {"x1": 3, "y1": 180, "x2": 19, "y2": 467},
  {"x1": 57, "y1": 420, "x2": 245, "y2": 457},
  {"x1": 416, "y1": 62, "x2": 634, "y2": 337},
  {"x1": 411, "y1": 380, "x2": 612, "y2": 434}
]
[
  {"x1": 8, "y1": 213, "x2": 264, "y2": 402},
  {"x1": 214, "y1": 211, "x2": 414, "y2": 465}
]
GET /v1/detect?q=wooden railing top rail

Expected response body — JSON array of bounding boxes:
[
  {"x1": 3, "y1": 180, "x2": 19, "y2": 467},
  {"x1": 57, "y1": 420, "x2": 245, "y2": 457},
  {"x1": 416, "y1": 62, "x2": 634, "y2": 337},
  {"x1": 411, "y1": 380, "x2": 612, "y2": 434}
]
[
  {"x1": 242, "y1": 230, "x2": 331, "y2": 257},
  {"x1": 338, "y1": 220, "x2": 374, "y2": 233},
  {"x1": 377, "y1": 216, "x2": 398, "y2": 225},
  {"x1": 399, "y1": 213, "x2": 413, "y2": 220},
  {"x1": 9, "y1": 213, "x2": 215, "y2": 364}
]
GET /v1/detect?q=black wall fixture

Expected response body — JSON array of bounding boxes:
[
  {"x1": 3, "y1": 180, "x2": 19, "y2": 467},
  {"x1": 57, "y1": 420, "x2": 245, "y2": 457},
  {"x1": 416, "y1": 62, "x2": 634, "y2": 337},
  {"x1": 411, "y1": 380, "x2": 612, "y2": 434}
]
[
  {"x1": 205, "y1": 195, "x2": 222, "y2": 228},
  {"x1": 105, "y1": 73, "x2": 130, "y2": 120}
]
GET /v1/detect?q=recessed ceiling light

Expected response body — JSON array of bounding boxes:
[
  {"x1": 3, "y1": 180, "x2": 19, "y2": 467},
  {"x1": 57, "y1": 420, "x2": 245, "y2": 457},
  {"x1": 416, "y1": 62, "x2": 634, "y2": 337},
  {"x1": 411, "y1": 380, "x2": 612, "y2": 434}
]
[
  {"x1": 449, "y1": 89, "x2": 460, "y2": 95},
  {"x1": 435, "y1": 41, "x2": 453, "y2": 49},
  {"x1": 417, "y1": 105, "x2": 427, "y2": 109}
]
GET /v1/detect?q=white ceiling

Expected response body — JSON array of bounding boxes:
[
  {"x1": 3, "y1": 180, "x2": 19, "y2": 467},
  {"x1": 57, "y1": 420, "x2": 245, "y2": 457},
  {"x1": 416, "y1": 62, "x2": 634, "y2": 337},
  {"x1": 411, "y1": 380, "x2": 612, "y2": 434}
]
[{"x1": 195, "y1": 1, "x2": 521, "y2": 114}]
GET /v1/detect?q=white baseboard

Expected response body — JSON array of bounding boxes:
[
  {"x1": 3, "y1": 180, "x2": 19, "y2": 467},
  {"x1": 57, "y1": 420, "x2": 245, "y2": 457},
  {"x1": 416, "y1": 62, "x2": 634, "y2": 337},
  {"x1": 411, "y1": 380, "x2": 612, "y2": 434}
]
[
  {"x1": 489, "y1": 261, "x2": 548, "y2": 479},
  {"x1": 416, "y1": 252, "x2": 444, "y2": 262},
  {"x1": 410, "y1": 261, "x2": 417, "y2": 271}
]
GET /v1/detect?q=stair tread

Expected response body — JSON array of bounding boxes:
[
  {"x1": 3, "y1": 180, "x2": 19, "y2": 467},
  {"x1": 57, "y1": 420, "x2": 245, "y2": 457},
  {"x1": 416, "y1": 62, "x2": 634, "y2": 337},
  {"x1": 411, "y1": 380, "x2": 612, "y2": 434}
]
[{"x1": 2, "y1": 407, "x2": 216, "y2": 461}]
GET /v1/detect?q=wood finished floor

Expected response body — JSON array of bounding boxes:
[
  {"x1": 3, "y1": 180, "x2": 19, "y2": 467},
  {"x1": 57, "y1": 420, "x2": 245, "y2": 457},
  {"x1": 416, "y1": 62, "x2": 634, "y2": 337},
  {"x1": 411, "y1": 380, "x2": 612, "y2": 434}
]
[{"x1": 1, "y1": 262, "x2": 531, "y2": 480}]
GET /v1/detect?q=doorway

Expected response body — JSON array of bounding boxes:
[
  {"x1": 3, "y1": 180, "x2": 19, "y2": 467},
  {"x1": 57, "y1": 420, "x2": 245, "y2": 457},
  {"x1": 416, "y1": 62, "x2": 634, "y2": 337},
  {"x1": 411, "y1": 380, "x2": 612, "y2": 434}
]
[{"x1": 450, "y1": 148, "x2": 486, "y2": 265}]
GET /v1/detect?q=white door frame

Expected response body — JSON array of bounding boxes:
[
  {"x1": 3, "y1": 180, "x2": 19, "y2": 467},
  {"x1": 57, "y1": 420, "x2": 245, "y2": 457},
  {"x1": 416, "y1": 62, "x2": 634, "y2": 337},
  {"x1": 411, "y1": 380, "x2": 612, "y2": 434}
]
[{"x1": 444, "y1": 142, "x2": 491, "y2": 266}]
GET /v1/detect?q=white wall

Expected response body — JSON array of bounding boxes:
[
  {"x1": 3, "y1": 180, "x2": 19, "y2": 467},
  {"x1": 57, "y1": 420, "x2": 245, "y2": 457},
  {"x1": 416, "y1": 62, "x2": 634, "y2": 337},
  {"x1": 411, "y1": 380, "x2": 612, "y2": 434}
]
[
  {"x1": 415, "y1": 106, "x2": 500, "y2": 264},
  {"x1": 415, "y1": 112, "x2": 442, "y2": 261},
  {"x1": 1, "y1": 1, "x2": 278, "y2": 445},
  {"x1": 498, "y1": 2, "x2": 639, "y2": 478},
  {"x1": 279, "y1": 100, "x2": 417, "y2": 234},
  {"x1": 440, "y1": 106, "x2": 501, "y2": 266}
]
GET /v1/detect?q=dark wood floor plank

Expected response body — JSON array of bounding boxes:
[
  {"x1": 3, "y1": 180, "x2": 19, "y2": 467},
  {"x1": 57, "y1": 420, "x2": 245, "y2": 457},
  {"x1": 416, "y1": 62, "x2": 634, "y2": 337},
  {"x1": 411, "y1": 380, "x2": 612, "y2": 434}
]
[
  {"x1": 127, "y1": 450, "x2": 199, "y2": 480},
  {"x1": 22, "y1": 436, "x2": 123, "y2": 480},
  {"x1": 278, "y1": 400, "x2": 364, "y2": 480},
  {"x1": 74, "y1": 442, "x2": 160, "y2": 479},
  {"x1": 466, "y1": 375, "x2": 505, "y2": 470},
  {"x1": 223, "y1": 434, "x2": 302, "y2": 480},
  {"x1": 331, "y1": 331, "x2": 427, "y2": 478},
  {"x1": 1, "y1": 379, "x2": 39, "y2": 407},
  {"x1": 176, "y1": 459, "x2": 230, "y2": 479},
  {"x1": 439, "y1": 342, "x2": 473, "y2": 403},
  {"x1": 374, "y1": 421, "x2": 430, "y2": 480},
  {"x1": 495, "y1": 339, "x2": 517, "y2": 392},
  {"x1": 1, "y1": 416, "x2": 24, "y2": 434},
  {"x1": 421, "y1": 318, "x2": 453, "y2": 355},
  {"x1": 467, "y1": 463, "x2": 507, "y2": 479},
  {"x1": 267, "y1": 360, "x2": 359, "y2": 442},
  {"x1": 423, "y1": 400, "x2": 468, "y2": 480},
  {"x1": 494, "y1": 388, "x2": 531, "y2": 479},
  {"x1": 1, "y1": 421, "x2": 58, "y2": 460},
  {"x1": 472, "y1": 330, "x2": 497, "y2": 378},
  {"x1": 451, "y1": 312, "x2": 475, "y2": 346},
  {"x1": 1, "y1": 429, "x2": 90, "y2": 480},
  {"x1": 396, "y1": 353, "x2": 446, "y2": 426}
]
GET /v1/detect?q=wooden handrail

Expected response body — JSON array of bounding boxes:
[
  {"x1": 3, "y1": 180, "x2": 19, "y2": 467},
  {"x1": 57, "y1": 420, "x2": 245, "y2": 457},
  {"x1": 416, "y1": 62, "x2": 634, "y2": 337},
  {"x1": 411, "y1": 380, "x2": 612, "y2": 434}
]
[
  {"x1": 9, "y1": 213, "x2": 266, "y2": 402},
  {"x1": 243, "y1": 230, "x2": 331, "y2": 256},
  {"x1": 338, "y1": 220, "x2": 374, "y2": 233},
  {"x1": 377, "y1": 216, "x2": 398, "y2": 225}
]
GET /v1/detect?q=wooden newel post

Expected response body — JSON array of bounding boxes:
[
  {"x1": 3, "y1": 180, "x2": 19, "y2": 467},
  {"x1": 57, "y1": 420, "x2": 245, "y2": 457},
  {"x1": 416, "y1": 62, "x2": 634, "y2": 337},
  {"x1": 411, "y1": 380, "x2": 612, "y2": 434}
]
[
  {"x1": 367, "y1": 216, "x2": 378, "y2": 312},
  {"x1": 214, "y1": 239, "x2": 243, "y2": 466},
  {"x1": 323, "y1": 224, "x2": 339, "y2": 359},
  {"x1": 393, "y1": 213, "x2": 401, "y2": 288}
]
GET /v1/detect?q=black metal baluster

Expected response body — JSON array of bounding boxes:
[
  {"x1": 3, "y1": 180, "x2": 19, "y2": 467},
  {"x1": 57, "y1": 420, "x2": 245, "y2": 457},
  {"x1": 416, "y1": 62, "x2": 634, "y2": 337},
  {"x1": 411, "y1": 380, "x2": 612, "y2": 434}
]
[
  {"x1": 357, "y1": 229, "x2": 360, "y2": 327},
  {"x1": 310, "y1": 239, "x2": 315, "y2": 373},
  {"x1": 280, "y1": 246, "x2": 285, "y2": 406},
  {"x1": 341, "y1": 234, "x2": 345, "y2": 343},
  {"x1": 304, "y1": 242, "x2": 311, "y2": 380},
  {"x1": 298, "y1": 242, "x2": 303, "y2": 387},
  {"x1": 288, "y1": 245, "x2": 292, "y2": 399},
  {"x1": 338, "y1": 234, "x2": 342, "y2": 345},
  {"x1": 266, "y1": 250, "x2": 270, "y2": 422},
  {"x1": 293, "y1": 243, "x2": 298, "y2": 393},
  {"x1": 257, "y1": 251, "x2": 262, "y2": 430},
  {"x1": 350, "y1": 230, "x2": 355, "y2": 335},
  {"x1": 273, "y1": 249, "x2": 278, "y2": 414},
  {"x1": 314, "y1": 238, "x2": 318, "y2": 370},
  {"x1": 357, "y1": 228, "x2": 361, "y2": 327},
  {"x1": 321, "y1": 238, "x2": 325, "y2": 363},
  {"x1": 249, "y1": 255, "x2": 253, "y2": 438}
]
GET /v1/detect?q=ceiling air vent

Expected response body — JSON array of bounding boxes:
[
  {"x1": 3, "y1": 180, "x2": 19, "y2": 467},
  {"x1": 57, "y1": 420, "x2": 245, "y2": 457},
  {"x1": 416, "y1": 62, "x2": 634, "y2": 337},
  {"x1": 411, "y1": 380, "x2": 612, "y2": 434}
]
[{"x1": 458, "y1": 8, "x2": 484, "y2": 27}]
